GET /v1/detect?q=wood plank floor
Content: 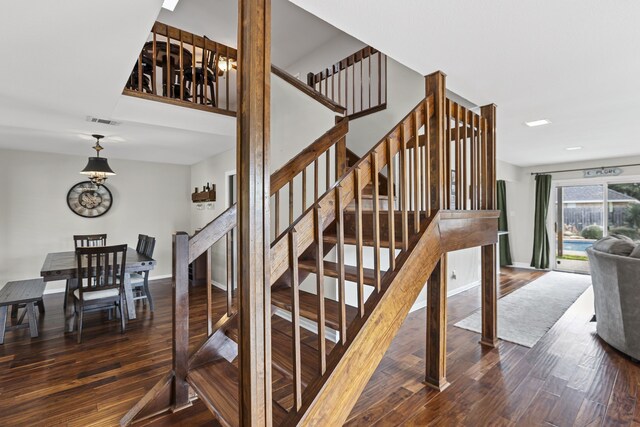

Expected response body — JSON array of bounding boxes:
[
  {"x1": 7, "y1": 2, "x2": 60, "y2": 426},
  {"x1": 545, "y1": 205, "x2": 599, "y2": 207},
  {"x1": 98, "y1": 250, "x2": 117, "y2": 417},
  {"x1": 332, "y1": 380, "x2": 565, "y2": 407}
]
[{"x1": 1, "y1": 267, "x2": 637, "y2": 426}]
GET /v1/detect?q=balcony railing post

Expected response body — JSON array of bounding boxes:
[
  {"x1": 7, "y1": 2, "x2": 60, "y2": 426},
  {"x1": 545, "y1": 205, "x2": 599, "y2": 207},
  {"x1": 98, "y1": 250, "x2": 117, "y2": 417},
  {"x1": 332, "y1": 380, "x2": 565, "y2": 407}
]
[{"x1": 424, "y1": 71, "x2": 450, "y2": 392}]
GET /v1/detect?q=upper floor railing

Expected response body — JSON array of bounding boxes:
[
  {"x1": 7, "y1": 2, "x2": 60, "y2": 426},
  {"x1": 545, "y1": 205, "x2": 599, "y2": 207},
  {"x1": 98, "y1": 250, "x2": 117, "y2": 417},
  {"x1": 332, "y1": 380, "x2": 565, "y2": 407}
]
[
  {"x1": 307, "y1": 46, "x2": 387, "y2": 119},
  {"x1": 123, "y1": 22, "x2": 238, "y2": 116}
]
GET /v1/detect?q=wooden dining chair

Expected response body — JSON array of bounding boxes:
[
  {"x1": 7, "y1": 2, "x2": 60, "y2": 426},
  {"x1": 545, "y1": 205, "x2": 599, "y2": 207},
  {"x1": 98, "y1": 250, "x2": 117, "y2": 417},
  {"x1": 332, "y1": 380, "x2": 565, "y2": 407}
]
[
  {"x1": 131, "y1": 235, "x2": 156, "y2": 312},
  {"x1": 183, "y1": 42, "x2": 216, "y2": 106},
  {"x1": 73, "y1": 244, "x2": 127, "y2": 344},
  {"x1": 135, "y1": 234, "x2": 148, "y2": 254},
  {"x1": 73, "y1": 234, "x2": 107, "y2": 249}
]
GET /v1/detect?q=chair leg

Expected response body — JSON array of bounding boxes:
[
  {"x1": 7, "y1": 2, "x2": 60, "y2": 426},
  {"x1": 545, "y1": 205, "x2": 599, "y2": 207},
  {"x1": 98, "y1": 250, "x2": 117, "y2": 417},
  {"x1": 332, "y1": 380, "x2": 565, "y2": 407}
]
[
  {"x1": 63, "y1": 280, "x2": 70, "y2": 311},
  {"x1": 0, "y1": 306, "x2": 7, "y2": 345},
  {"x1": 77, "y1": 303, "x2": 84, "y2": 344},
  {"x1": 143, "y1": 279, "x2": 154, "y2": 312},
  {"x1": 119, "y1": 297, "x2": 126, "y2": 334}
]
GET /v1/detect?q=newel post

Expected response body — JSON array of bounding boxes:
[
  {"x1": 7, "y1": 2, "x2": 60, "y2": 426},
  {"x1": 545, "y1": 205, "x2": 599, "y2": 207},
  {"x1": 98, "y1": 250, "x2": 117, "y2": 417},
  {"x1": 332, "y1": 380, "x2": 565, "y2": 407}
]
[
  {"x1": 237, "y1": 0, "x2": 272, "y2": 424},
  {"x1": 172, "y1": 232, "x2": 190, "y2": 410},
  {"x1": 335, "y1": 115, "x2": 348, "y2": 179},
  {"x1": 424, "y1": 71, "x2": 450, "y2": 391},
  {"x1": 480, "y1": 104, "x2": 498, "y2": 348}
]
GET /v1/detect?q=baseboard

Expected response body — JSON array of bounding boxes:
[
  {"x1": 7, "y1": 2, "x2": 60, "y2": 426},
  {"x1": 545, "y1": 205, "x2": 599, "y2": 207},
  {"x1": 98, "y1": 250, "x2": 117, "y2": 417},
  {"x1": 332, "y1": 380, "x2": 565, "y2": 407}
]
[
  {"x1": 272, "y1": 307, "x2": 340, "y2": 343},
  {"x1": 43, "y1": 274, "x2": 173, "y2": 295},
  {"x1": 447, "y1": 280, "x2": 481, "y2": 297},
  {"x1": 511, "y1": 262, "x2": 550, "y2": 271}
]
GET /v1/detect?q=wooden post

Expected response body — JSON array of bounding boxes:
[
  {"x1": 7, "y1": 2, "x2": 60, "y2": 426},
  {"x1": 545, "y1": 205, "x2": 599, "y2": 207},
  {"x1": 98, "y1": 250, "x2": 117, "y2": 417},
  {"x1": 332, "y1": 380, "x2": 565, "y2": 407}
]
[
  {"x1": 172, "y1": 232, "x2": 191, "y2": 410},
  {"x1": 424, "y1": 71, "x2": 449, "y2": 391},
  {"x1": 335, "y1": 116, "x2": 347, "y2": 180},
  {"x1": 237, "y1": 0, "x2": 272, "y2": 424},
  {"x1": 480, "y1": 103, "x2": 498, "y2": 348}
]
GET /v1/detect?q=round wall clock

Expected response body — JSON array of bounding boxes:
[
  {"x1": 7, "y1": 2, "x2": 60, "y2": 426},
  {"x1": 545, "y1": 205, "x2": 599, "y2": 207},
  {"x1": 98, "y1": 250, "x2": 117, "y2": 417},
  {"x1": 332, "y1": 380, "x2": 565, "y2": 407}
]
[{"x1": 67, "y1": 181, "x2": 113, "y2": 218}]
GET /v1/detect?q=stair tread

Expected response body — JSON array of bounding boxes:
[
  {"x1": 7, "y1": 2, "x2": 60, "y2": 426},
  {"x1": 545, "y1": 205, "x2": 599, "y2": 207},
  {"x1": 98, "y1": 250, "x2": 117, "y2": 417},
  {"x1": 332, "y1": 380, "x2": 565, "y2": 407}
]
[
  {"x1": 188, "y1": 359, "x2": 287, "y2": 425},
  {"x1": 187, "y1": 359, "x2": 239, "y2": 427},
  {"x1": 271, "y1": 286, "x2": 358, "y2": 331},
  {"x1": 298, "y1": 259, "x2": 379, "y2": 286}
]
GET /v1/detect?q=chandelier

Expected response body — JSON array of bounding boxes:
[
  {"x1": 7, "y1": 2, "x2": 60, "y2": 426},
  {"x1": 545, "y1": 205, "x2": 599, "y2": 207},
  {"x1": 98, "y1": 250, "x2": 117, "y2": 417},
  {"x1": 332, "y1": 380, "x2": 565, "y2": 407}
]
[{"x1": 80, "y1": 134, "x2": 115, "y2": 186}]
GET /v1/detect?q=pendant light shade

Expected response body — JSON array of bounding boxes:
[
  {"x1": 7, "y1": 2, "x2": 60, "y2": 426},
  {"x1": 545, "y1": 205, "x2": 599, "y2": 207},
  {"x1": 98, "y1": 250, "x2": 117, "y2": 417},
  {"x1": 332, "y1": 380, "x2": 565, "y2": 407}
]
[{"x1": 81, "y1": 134, "x2": 115, "y2": 186}]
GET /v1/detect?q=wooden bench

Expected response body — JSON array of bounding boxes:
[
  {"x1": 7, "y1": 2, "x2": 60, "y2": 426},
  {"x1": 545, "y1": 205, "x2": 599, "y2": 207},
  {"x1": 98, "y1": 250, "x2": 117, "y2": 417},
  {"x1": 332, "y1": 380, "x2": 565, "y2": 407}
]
[{"x1": 0, "y1": 278, "x2": 46, "y2": 344}]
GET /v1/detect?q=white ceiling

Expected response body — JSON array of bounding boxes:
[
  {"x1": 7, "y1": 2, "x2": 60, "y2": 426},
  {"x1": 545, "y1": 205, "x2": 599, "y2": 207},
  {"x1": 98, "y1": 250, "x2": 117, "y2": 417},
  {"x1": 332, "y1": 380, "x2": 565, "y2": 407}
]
[{"x1": 290, "y1": 0, "x2": 640, "y2": 167}]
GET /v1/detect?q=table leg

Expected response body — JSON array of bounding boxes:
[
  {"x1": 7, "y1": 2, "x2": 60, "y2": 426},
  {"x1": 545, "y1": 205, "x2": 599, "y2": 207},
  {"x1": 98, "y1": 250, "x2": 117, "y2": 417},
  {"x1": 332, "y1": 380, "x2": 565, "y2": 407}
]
[
  {"x1": 26, "y1": 303, "x2": 38, "y2": 338},
  {"x1": 65, "y1": 278, "x2": 78, "y2": 333},
  {"x1": 124, "y1": 273, "x2": 136, "y2": 320},
  {"x1": 0, "y1": 306, "x2": 7, "y2": 345}
]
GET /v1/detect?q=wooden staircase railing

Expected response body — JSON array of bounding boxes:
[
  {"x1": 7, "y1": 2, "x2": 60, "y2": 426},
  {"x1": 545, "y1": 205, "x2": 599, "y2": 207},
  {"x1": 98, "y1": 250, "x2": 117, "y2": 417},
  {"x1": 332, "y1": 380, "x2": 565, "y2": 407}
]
[
  {"x1": 122, "y1": 70, "x2": 499, "y2": 427},
  {"x1": 307, "y1": 46, "x2": 387, "y2": 120}
]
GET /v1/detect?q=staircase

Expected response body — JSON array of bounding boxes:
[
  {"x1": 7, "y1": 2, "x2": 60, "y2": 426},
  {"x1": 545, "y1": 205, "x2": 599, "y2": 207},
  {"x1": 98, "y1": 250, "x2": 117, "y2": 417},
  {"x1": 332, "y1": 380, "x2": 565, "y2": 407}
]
[{"x1": 122, "y1": 71, "x2": 500, "y2": 426}]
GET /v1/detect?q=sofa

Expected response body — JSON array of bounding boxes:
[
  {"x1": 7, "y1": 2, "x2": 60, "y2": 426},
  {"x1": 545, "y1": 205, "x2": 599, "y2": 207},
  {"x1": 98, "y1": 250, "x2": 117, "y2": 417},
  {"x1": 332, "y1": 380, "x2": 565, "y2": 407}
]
[{"x1": 587, "y1": 236, "x2": 640, "y2": 360}]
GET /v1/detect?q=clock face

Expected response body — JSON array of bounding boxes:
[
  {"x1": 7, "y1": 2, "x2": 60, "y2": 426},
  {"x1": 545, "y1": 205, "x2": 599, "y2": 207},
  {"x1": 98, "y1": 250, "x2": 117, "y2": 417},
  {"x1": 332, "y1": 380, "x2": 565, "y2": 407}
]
[{"x1": 67, "y1": 181, "x2": 113, "y2": 218}]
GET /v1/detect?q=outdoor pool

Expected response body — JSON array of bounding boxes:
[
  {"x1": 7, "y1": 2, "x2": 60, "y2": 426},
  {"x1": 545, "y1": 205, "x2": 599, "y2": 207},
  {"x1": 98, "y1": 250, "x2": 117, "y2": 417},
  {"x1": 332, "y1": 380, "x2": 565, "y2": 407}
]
[{"x1": 563, "y1": 239, "x2": 595, "y2": 252}]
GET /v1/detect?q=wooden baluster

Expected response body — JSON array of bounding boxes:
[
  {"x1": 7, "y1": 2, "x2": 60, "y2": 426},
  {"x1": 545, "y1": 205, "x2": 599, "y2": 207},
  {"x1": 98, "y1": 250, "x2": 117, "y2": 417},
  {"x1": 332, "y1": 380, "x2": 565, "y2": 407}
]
[
  {"x1": 226, "y1": 231, "x2": 233, "y2": 315},
  {"x1": 377, "y1": 52, "x2": 382, "y2": 107},
  {"x1": 274, "y1": 191, "x2": 280, "y2": 237},
  {"x1": 288, "y1": 229, "x2": 302, "y2": 410},
  {"x1": 352, "y1": 59, "x2": 355, "y2": 115},
  {"x1": 335, "y1": 185, "x2": 347, "y2": 344},
  {"x1": 371, "y1": 151, "x2": 381, "y2": 292},
  {"x1": 152, "y1": 31, "x2": 157, "y2": 95},
  {"x1": 314, "y1": 158, "x2": 319, "y2": 201},
  {"x1": 384, "y1": 55, "x2": 388, "y2": 103},
  {"x1": 179, "y1": 32, "x2": 184, "y2": 101},
  {"x1": 425, "y1": 100, "x2": 432, "y2": 217},
  {"x1": 400, "y1": 124, "x2": 409, "y2": 252},
  {"x1": 345, "y1": 64, "x2": 349, "y2": 115},
  {"x1": 166, "y1": 33, "x2": 172, "y2": 98},
  {"x1": 470, "y1": 113, "x2": 477, "y2": 210},
  {"x1": 354, "y1": 166, "x2": 365, "y2": 317},
  {"x1": 360, "y1": 53, "x2": 363, "y2": 113},
  {"x1": 191, "y1": 39, "x2": 196, "y2": 104},
  {"x1": 225, "y1": 45, "x2": 229, "y2": 110},
  {"x1": 326, "y1": 149, "x2": 331, "y2": 191},
  {"x1": 288, "y1": 180, "x2": 294, "y2": 226},
  {"x1": 137, "y1": 53, "x2": 143, "y2": 92},
  {"x1": 413, "y1": 110, "x2": 421, "y2": 233},
  {"x1": 206, "y1": 246, "x2": 212, "y2": 336},
  {"x1": 314, "y1": 206, "x2": 326, "y2": 374},
  {"x1": 386, "y1": 137, "x2": 396, "y2": 271},
  {"x1": 462, "y1": 107, "x2": 469, "y2": 209},
  {"x1": 454, "y1": 103, "x2": 461, "y2": 210},
  {"x1": 338, "y1": 63, "x2": 342, "y2": 106},
  {"x1": 302, "y1": 168, "x2": 307, "y2": 211},
  {"x1": 336, "y1": 130, "x2": 347, "y2": 181},
  {"x1": 368, "y1": 49, "x2": 372, "y2": 110},
  {"x1": 172, "y1": 232, "x2": 190, "y2": 409},
  {"x1": 480, "y1": 118, "x2": 488, "y2": 208}
]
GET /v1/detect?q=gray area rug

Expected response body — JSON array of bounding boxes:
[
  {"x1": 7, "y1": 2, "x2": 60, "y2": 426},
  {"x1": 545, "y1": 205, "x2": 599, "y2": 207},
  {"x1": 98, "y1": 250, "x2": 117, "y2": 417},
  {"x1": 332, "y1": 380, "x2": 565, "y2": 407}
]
[{"x1": 454, "y1": 271, "x2": 592, "y2": 348}]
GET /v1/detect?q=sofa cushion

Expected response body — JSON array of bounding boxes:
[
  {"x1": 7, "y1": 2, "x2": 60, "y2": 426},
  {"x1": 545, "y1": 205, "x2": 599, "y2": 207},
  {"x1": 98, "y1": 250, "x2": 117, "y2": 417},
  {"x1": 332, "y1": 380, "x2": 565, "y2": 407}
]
[
  {"x1": 592, "y1": 236, "x2": 636, "y2": 256},
  {"x1": 609, "y1": 233, "x2": 635, "y2": 243},
  {"x1": 630, "y1": 245, "x2": 640, "y2": 259}
]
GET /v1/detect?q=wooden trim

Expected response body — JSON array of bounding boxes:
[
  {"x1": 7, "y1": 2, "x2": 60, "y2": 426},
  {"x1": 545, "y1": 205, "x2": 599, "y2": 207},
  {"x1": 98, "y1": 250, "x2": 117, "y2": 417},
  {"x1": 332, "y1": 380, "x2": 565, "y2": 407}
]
[
  {"x1": 123, "y1": 89, "x2": 237, "y2": 117},
  {"x1": 347, "y1": 102, "x2": 387, "y2": 121},
  {"x1": 271, "y1": 65, "x2": 346, "y2": 114}
]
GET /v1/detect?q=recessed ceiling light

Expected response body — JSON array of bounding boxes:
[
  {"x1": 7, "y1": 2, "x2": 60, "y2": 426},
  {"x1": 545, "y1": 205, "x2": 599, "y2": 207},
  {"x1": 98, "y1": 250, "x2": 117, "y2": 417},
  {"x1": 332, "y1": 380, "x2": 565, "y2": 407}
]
[
  {"x1": 565, "y1": 146, "x2": 582, "y2": 151},
  {"x1": 525, "y1": 119, "x2": 551, "y2": 127},
  {"x1": 162, "y1": 0, "x2": 180, "y2": 11}
]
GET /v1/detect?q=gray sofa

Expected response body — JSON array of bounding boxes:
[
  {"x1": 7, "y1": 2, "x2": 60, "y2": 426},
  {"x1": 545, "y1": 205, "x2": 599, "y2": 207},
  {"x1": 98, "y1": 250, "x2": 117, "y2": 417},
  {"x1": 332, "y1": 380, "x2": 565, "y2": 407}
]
[{"x1": 587, "y1": 241, "x2": 640, "y2": 360}]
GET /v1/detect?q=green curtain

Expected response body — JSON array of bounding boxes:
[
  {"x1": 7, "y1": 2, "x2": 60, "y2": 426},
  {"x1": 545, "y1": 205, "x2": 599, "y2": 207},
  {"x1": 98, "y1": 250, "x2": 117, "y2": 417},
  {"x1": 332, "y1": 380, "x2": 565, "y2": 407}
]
[
  {"x1": 530, "y1": 174, "x2": 552, "y2": 269},
  {"x1": 497, "y1": 180, "x2": 513, "y2": 266}
]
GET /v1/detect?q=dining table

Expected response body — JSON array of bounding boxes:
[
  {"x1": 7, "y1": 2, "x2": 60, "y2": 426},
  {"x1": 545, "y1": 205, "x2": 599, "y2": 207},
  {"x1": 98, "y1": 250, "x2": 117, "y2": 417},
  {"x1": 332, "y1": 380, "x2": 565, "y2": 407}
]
[{"x1": 40, "y1": 247, "x2": 156, "y2": 333}]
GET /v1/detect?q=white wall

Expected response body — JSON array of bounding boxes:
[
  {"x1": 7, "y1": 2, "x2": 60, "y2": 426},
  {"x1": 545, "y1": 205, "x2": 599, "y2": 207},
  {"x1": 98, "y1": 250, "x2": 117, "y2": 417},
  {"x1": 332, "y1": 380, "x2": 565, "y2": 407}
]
[{"x1": 0, "y1": 148, "x2": 191, "y2": 292}]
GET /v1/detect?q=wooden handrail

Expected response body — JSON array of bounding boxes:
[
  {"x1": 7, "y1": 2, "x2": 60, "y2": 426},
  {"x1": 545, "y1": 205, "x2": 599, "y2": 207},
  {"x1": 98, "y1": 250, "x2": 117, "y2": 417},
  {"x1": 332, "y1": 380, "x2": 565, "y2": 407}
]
[{"x1": 271, "y1": 65, "x2": 346, "y2": 114}]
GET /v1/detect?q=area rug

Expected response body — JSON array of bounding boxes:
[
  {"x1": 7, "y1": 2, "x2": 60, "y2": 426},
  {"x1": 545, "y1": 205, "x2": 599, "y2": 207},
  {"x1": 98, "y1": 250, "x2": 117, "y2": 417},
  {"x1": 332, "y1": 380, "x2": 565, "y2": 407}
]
[{"x1": 454, "y1": 271, "x2": 592, "y2": 348}]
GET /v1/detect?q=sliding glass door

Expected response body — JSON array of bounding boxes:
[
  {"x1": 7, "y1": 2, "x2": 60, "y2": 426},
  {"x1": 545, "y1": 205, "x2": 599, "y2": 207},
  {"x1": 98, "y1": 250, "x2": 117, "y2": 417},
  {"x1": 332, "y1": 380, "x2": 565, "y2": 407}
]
[{"x1": 555, "y1": 181, "x2": 640, "y2": 274}]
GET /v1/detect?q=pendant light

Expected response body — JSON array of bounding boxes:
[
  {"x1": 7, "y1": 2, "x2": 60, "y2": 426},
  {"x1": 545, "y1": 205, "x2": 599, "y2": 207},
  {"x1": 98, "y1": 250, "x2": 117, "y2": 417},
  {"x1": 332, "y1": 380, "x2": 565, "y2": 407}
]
[{"x1": 80, "y1": 134, "x2": 115, "y2": 186}]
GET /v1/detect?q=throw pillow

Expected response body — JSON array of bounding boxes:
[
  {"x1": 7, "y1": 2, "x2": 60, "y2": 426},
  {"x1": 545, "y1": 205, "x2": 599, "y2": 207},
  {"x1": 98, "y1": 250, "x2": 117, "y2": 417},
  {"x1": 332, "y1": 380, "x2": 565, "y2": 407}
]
[
  {"x1": 630, "y1": 245, "x2": 640, "y2": 259},
  {"x1": 592, "y1": 236, "x2": 636, "y2": 256}
]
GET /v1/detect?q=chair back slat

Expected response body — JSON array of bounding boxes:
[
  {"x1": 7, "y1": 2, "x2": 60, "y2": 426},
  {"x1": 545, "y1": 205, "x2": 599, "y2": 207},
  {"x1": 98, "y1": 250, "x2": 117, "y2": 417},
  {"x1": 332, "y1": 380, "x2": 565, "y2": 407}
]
[
  {"x1": 143, "y1": 236, "x2": 156, "y2": 258},
  {"x1": 74, "y1": 234, "x2": 107, "y2": 249},
  {"x1": 75, "y1": 244, "x2": 127, "y2": 297},
  {"x1": 136, "y1": 234, "x2": 148, "y2": 253}
]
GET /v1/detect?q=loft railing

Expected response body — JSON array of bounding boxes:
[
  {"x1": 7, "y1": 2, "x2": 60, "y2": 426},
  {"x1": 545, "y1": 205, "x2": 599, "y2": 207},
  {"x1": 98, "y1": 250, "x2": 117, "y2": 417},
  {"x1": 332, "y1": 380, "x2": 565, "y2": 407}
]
[
  {"x1": 123, "y1": 22, "x2": 237, "y2": 116},
  {"x1": 307, "y1": 46, "x2": 387, "y2": 120}
]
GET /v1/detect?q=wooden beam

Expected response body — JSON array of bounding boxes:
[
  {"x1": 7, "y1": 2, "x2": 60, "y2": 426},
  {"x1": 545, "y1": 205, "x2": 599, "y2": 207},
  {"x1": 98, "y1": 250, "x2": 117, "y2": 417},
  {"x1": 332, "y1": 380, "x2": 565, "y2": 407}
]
[
  {"x1": 480, "y1": 103, "x2": 498, "y2": 348},
  {"x1": 237, "y1": 0, "x2": 272, "y2": 424},
  {"x1": 172, "y1": 232, "x2": 191, "y2": 410},
  {"x1": 424, "y1": 71, "x2": 447, "y2": 390}
]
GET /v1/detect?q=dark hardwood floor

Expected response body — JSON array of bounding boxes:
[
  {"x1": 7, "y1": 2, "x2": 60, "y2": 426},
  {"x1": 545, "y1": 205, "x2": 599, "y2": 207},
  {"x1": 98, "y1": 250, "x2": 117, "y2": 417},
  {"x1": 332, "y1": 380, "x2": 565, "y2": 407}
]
[{"x1": 0, "y1": 267, "x2": 636, "y2": 426}]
